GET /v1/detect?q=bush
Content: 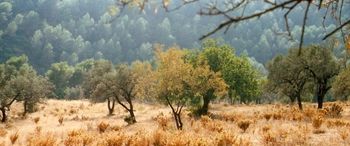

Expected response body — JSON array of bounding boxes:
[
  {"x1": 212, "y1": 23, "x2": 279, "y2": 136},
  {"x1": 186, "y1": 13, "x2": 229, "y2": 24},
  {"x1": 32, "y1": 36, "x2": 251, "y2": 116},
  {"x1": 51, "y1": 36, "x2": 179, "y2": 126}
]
[
  {"x1": 33, "y1": 117, "x2": 40, "y2": 124},
  {"x1": 9, "y1": 131, "x2": 19, "y2": 144},
  {"x1": 153, "y1": 113, "x2": 169, "y2": 129},
  {"x1": 64, "y1": 86, "x2": 84, "y2": 100},
  {"x1": 312, "y1": 116, "x2": 323, "y2": 129},
  {"x1": 58, "y1": 116, "x2": 64, "y2": 125},
  {"x1": 325, "y1": 103, "x2": 343, "y2": 118},
  {"x1": 97, "y1": 121, "x2": 109, "y2": 133},
  {"x1": 237, "y1": 120, "x2": 251, "y2": 132}
]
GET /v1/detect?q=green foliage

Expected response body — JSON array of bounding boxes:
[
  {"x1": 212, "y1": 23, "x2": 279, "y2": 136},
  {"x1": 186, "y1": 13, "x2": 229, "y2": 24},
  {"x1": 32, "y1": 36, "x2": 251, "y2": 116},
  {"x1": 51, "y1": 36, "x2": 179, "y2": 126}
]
[
  {"x1": 46, "y1": 62, "x2": 74, "y2": 99},
  {"x1": 83, "y1": 60, "x2": 114, "y2": 102},
  {"x1": 200, "y1": 39, "x2": 262, "y2": 103},
  {"x1": 267, "y1": 45, "x2": 341, "y2": 108},
  {"x1": 332, "y1": 67, "x2": 350, "y2": 100},
  {"x1": 267, "y1": 48, "x2": 310, "y2": 109},
  {"x1": 0, "y1": 55, "x2": 52, "y2": 121},
  {"x1": 69, "y1": 59, "x2": 95, "y2": 87},
  {"x1": 0, "y1": 0, "x2": 343, "y2": 72},
  {"x1": 301, "y1": 45, "x2": 341, "y2": 108}
]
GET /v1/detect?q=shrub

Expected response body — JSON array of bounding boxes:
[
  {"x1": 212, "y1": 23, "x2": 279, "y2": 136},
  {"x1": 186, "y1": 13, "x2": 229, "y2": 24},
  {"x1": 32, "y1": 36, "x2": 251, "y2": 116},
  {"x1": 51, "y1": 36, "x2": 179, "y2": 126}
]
[
  {"x1": 272, "y1": 112, "x2": 282, "y2": 120},
  {"x1": 110, "y1": 125, "x2": 122, "y2": 131},
  {"x1": 125, "y1": 131, "x2": 151, "y2": 146},
  {"x1": 64, "y1": 86, "x2": 84, "y2": 100},
  {"x1": 312, "y1": 116, "x2": 323, "y2": 129},
  {"x1": 339, "y1": 129, "x2": 349, "y2": 141},
  {"x1": 326, "y1": 119, "x2": 350, "y2": 128},
  {"x1": 97, "y1": 121, "x2": 109, "y2": 133},
  {"x1": 263, "y1": 113, "x2": 272, "y2": 121},
  {"x1": 64, "y1": 129, "x2": 93, "y2": 146},
  {"x1": 35, "y1": 126, "x2": 42, "y2": 134},
  {"x1": 154, "y1": 113, "x2": 169, "y2": 129},
  {"x1": 58, "y1": 116, "x2": 64, "y2": 125},
  {"x1": 0, "y1": 128, "x2": 7, "y2": 137},
  {"x1": 261, "y1": 125, "x2": 271, "y2": 133},
  {"x1": 33, "y1": 117, "x2": 40, "y2": 124},
  {"x1": 313, "y1": 129, "x2": 326, "y2": 134},
  {"x1": 152, "y1": 129, "x2": 167, "y2": 146},
  {"x1": 216, "y1": 132, "x2": 251, "y2": 146},
  {"x1": 237, "y1": 120, "x2": 251, "y2": 133},
  {"x1": 98, "y1": 132, "x2": 125, "y2": 146},
  {"x1": 9, "y1": 131, "x2": 19, "y2": 144},
  {"x1": 325, "y1": 103, "x2": 343, "y2": 118}
]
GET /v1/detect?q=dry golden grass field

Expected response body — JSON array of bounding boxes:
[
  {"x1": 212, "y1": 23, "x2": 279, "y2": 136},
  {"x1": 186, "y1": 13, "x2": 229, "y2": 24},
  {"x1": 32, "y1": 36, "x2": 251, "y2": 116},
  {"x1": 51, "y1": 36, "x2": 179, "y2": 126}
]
[{"x1": 1, "y1": 100, "x2": 350, "y2": 146}]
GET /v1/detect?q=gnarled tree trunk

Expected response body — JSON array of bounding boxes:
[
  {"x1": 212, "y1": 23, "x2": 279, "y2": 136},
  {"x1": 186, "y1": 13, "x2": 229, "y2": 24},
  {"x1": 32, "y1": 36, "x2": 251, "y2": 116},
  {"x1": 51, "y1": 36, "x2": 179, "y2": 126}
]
[
  {"x1": 23, "y1": 100, "x2": 28, "y2": 116},
  {"x1": 1, "y1": 108, "x2": 7, "y2": 123},
  {"x1": 107, "y1": 97, "x2": 115, "y2": 115}
]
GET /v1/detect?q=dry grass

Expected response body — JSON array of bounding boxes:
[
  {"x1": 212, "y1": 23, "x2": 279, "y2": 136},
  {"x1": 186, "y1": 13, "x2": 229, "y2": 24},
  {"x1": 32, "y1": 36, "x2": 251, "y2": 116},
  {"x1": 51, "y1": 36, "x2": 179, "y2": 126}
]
[
  {"x1": 9, "y1": 131, "x2": 19, "y2": 144},
  {"x1": 26, "y1": 132, "x2": 57, "y2": 146},
  {"x1": 0, "y1": 127, "x2": 7, "y2": 137},
  {"x1": 0, "y1": 100, "x2": 350, "y2": 145}
]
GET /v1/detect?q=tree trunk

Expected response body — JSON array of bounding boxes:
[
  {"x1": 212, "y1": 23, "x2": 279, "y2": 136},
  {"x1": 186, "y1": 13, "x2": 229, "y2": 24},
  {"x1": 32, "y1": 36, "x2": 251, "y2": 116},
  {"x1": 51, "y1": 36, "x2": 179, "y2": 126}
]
[
  {"x1": 317, "y1": 93, "x2": 324, "y2": 109},
  {"x1": 127, "y1": 101, "x2": 136, "y2": 124},
  {"x1": 107, "y1": 98, "x2": 115, "y2": 115},
  {"x1": 201, "y1": 96, "x2": 210, "y2": 115},
  {"x1": 316, "y1": 84, "x2": 327, "y2": 109},
  {"x1": 169, "y1": 105, "x2": 183, "y2": 130},
  {"x1": 1, "y1": 108, "x2": 7, "y2": 123},
  {"x1": 296, "y1": 94, "x2": 303, "y2": 110},
  {"x1": 23, "y1": 100, "x2": 27, "y2": 116},
  {"x1": 173, "y1": 112, "x2": 183, "y2": 130}
]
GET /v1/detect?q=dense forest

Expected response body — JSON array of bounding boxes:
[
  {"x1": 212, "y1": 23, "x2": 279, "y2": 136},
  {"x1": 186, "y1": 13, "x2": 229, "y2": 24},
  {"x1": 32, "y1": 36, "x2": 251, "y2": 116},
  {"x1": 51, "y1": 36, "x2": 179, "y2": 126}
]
[{"x1": 1, "y1": 0, "x2": 349, "y2": 73}]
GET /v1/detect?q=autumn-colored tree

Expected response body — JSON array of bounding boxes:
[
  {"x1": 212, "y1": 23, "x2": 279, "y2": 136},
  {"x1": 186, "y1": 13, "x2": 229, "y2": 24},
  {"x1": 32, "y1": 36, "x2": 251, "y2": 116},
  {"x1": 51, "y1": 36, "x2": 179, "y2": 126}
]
[
  {"x1": 131, "y1": 60, "x2": 158, "y2": 102},
  {"x1": 188, "y1": 60, "x2": 228, "y2": 115},
  {"x1": 155, "y1": 47, "x2": 228, "y2": 129},
  {"x1": 155, "y1": 47, "x2": 193, "y2": 130}
]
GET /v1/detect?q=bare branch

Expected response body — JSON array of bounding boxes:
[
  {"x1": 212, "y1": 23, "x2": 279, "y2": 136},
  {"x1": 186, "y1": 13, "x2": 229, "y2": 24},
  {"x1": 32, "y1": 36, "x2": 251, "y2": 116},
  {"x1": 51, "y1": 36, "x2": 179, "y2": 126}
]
[
  {"x1": 323, "y1": 19, "x2": 350, "y2": 40},
  {"x1": 298, "y1": 1, "x2": 311, "y2": 55},
  {"x1": 200, "y1": 0, "x2": 298, "y2": 40}
]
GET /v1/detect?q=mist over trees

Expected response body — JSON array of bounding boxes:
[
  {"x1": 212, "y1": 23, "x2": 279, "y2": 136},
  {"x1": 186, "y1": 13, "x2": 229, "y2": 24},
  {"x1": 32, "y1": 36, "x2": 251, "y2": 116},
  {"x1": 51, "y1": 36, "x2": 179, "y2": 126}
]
[{"x1": 1, "y1": 0, "x2": 348, "y2": 73}]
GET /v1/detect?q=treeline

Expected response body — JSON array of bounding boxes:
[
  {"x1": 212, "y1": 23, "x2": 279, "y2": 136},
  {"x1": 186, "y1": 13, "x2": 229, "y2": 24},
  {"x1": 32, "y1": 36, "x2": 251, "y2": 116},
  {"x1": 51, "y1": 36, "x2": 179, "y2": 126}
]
[
  {"x1": 0, "y1": 0, "x2": 346, "y2": 73},
  {"x1": 1, "y1": 39, "x2": 350, "y2": 130}
]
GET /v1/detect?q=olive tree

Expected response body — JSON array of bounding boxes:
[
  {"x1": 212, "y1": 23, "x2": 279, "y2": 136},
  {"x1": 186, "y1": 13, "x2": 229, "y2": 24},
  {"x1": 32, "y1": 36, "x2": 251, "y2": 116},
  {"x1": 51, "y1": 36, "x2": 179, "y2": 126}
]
[
  {"x1": 267, "y1": 48, "x2": 310, "y2": 110},
  {"x1": 11, "y1": 64, "x2": 53, "y2": 116},
  {"x1": 113, "y1": 64, "x2": 138, "y2": 124},
  {"x1": 0, "y1": 55, "x2": 52, "y2": 122},
  {"x1": 332, "y1": 67, "x2": 350, "y2": 100},
  {"x1": 155, "y1": 47, "x2": 227, "y2": 129},
  {"x1": 300, "y1": 45, "x2": 340, "y2": 109},
  {"x1": 83, "y1": 60, "x2": 116, "y2": 115}
]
